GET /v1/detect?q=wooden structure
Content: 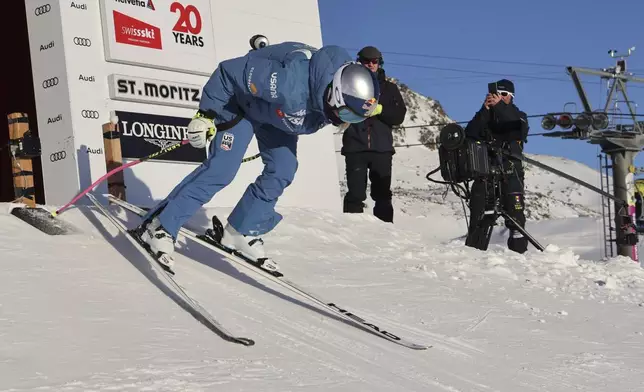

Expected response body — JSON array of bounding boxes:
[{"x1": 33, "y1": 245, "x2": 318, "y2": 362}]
[
  {"x1": 102, "y1": 121, "x2": 126, "y2": 200},
  {"x1": 7, "y1": 112, "x2": 36, "y2": 207}
]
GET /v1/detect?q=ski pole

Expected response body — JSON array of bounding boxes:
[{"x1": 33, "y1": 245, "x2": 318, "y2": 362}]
[
  {"x1": 52, "y1": 140, "x2": 190, "y2": 217},
  {"x1": 53, "y1": 142, "x2": 261, "y2": 217}
]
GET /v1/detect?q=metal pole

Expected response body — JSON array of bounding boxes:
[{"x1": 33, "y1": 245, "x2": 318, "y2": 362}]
[{"x1": 611, "y1": 149, "x2": 638, "y2": 260}]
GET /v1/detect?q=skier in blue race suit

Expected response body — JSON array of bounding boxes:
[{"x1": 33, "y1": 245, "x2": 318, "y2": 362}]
[{"x1": 139, "y1": 41, "x2": 382, "y2": 274}]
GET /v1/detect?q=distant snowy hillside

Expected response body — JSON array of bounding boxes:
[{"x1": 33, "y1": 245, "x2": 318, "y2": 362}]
[
  {"x1": 389, "y1": 78, "x2": 451, "y2": 148},
  {"x1": 335, "y1": 81, "x2": 604, "y2": 229}
]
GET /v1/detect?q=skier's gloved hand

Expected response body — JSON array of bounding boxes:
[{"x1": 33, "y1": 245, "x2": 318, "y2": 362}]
[
  {"x1": 187, "y1": 112, "x2": 216, "y2": 149},
  {"x1": 336, "y1": 122, "x2": 350, "y2": 132},
  {"x1": 368, "y1": 104, "x2": 383, "y2": 117}
]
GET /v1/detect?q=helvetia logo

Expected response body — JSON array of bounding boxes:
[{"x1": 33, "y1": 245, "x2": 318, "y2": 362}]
[
  {"x1": 113, "y1": 11, "x2": 162, "y2": 50},
  {"x1": 34, "y1": 4, "x2": 51, "y2": 16},
  {"x1": 114, "y1": 0, "x2": 155, "y2": 10}
]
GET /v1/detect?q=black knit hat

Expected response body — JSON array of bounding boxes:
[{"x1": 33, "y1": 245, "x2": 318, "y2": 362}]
[
  {"x1": 494, "y1": 79, "x2": 515, "y2": 94},
  {"x1": 357, "y1": 46, "x2": 382, "y2": 61}
]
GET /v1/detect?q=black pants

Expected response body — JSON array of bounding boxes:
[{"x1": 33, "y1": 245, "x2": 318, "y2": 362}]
[
  {"x1": 465, "y1": 160, "x2": 528, "y2": 254},
  {"x1": 343, "y1": 152, "x2": 393, "y2": 223}
]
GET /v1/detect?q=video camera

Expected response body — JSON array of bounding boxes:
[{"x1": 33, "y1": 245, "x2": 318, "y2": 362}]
[
  {"x1": 429, "y1": 122, "x2": 638, "y2": 251},
  {"x1": 436, "y1": 123, "x2": 512, "y2": 184}
]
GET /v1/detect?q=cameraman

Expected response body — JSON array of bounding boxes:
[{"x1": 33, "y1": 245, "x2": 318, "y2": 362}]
[{"x1": 463, "y1": 79, "x2": 529, "y2": 254}]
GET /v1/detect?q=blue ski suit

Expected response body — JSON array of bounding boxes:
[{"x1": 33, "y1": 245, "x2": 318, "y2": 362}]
[{"x1": 144, "y1": 42, "x2": 352, "y2": 238}]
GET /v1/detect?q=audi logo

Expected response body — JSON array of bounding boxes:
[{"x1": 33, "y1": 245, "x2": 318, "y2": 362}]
[
  {"x1": 49, "y1": 151, "x2": 66, "y2": 162},
  {"x1": 81, "y1": 110, "x2": 99, "y2": 119},
  {"x1": 73, "y1": 37, "x2": 91, "y2": 47},
  {"x1": 34, "y1": 4, "x2": 51, "y2": 16},
  {"x1": 42, "y1": 77, "x2": 59, "y2": 89}
]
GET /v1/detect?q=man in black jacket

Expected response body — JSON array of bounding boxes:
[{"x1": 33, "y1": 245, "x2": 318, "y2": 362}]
[
  {"x1": 463, "y1": 79, "x2": 529, "y2": 254},
  {"x1": 341, "y1": 46, "x2": 407, "y2": 223}
]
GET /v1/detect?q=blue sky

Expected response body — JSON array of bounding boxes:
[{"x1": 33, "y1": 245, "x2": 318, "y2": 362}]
[{"x1": 318, "y1": 0, "x2": 644, "y2": 171}]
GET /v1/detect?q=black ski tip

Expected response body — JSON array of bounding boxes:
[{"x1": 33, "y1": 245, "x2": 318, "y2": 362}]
[
  {"x1": 236, "y1": 337, "x2": 255, "y2": 346},
  {"x1": 11, "y1": 206, "x2": 76, "y2": 235}
]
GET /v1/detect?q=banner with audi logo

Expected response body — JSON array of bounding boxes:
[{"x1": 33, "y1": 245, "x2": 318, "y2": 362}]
[
  {"x1": 116, "y1": 110, "x2": 205, "y2": 163},
  {"x1": 73, "y1": 37, "x2": 92, "y2": 47},
  {"x1": 49, "y1": 150, "x2": 67, "y2": 162},
  {"x1": 81, "y1": 110, "x2": 100, "y2": 119},
  {"x1": 42, "y1": 77, "x2": 59, "y2": 89},
  {"x1": 35, "y1": 4, "x2": 52, "y2": 16}
]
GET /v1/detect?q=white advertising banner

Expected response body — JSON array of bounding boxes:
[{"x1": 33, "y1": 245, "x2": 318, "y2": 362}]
[
  {"x1": 108, "y1": 74, "x2": 202, "y2": 108},
  {"x1": 99, "y1": 0, "x2": 216, "y2": 75},
  {"x1": 25, "y1": 0, "x2": 341, "y2": 212},
  {"x1": 25, "y1": 1, "x2": 81, "y2": 205},
  {"x1": 59, "y1": 0, "x2": 110, "y2": 194}
]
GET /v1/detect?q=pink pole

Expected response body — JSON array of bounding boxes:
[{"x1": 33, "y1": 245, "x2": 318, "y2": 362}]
[{"x1": 52, "y1": 140, "x2": 189, "y2": 217}]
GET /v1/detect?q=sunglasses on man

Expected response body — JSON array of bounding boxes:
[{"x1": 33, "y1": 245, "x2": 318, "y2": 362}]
[
  {"x1": 359, "y1": 58, "x2": 379, "y2": 65},
  {"x1": 496, "y1": 90, "x2": 514, "y2": 98}
]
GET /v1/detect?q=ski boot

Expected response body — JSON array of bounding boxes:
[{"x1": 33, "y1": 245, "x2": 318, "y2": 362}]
[
  {"x1": 138, "y1": 216, "x2": 176, "y2": 273},
  {"x1": 211, "y1": 220, "x2": 279, "y2": 274}
]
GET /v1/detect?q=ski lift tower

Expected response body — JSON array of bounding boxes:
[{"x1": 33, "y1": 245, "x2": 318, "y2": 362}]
[{"x1": 540, "y1": 47, "x2": 643, "y2": 262}]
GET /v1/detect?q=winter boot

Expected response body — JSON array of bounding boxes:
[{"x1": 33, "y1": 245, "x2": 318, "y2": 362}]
[
  {"x1": 220, "y1": 223, "x2": 279, "y2": 273},
  {"x1": 140, "y1": 216, "x2": 176, "y2": 272}
]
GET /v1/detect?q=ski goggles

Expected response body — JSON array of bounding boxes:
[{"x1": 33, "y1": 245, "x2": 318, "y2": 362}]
[{"x1": 337, "y1": 106, "x2": 370, "y2": 123}]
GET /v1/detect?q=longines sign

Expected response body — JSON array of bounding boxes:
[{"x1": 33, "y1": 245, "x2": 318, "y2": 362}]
[
  {"x1": 115, "y1": 110, "x2": 205, "y2": 163},
  {"x1": 108, "y1": 74, "x2": 201, "y2": 108}
]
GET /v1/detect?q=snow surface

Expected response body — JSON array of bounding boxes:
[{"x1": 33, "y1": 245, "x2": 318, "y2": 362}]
[
  {"x1": 3, "y1": 85, "x2": 644, "y2": 391},
  {"x1": 3, "y1": 174, "x2": 644, "y2": 391}
]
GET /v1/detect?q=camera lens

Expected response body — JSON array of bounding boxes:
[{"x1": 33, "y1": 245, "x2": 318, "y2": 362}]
[
  {"x1": 250, "y1": 34, "x2": 269, "y2": 50},
  {"x1": 439, "y1": 123, "x2": 465, "y2": 150}
]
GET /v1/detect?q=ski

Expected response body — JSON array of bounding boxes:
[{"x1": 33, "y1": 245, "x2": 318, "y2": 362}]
[
  {"x1": 107, "y1": 195, "x2": 430, "y2": 350},
  {"x1": 86, "y1": 192, "x2": 255, "y2": 347}
]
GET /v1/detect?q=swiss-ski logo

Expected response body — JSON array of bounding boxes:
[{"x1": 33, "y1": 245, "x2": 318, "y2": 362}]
[{"x1": 113, "y1": 10, "x2": 162, "y2": 49}]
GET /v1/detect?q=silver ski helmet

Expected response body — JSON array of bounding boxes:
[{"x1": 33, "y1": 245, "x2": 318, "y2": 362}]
[{"x1": 326, "y1": 61, "x2": 380, "y2": 123}]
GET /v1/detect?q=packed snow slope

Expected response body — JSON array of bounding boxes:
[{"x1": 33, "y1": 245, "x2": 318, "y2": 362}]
[
  {"x1": 2, "y1": 197, "x2": 644, "y2": 391},
  {"x1": 4, "y1": 77, "x2": 643, "y2": 392}
]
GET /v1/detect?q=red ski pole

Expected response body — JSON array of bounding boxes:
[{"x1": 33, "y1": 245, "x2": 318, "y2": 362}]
[{"x1": 52, "y1": 140, "x2": 190, "y2": 217}]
